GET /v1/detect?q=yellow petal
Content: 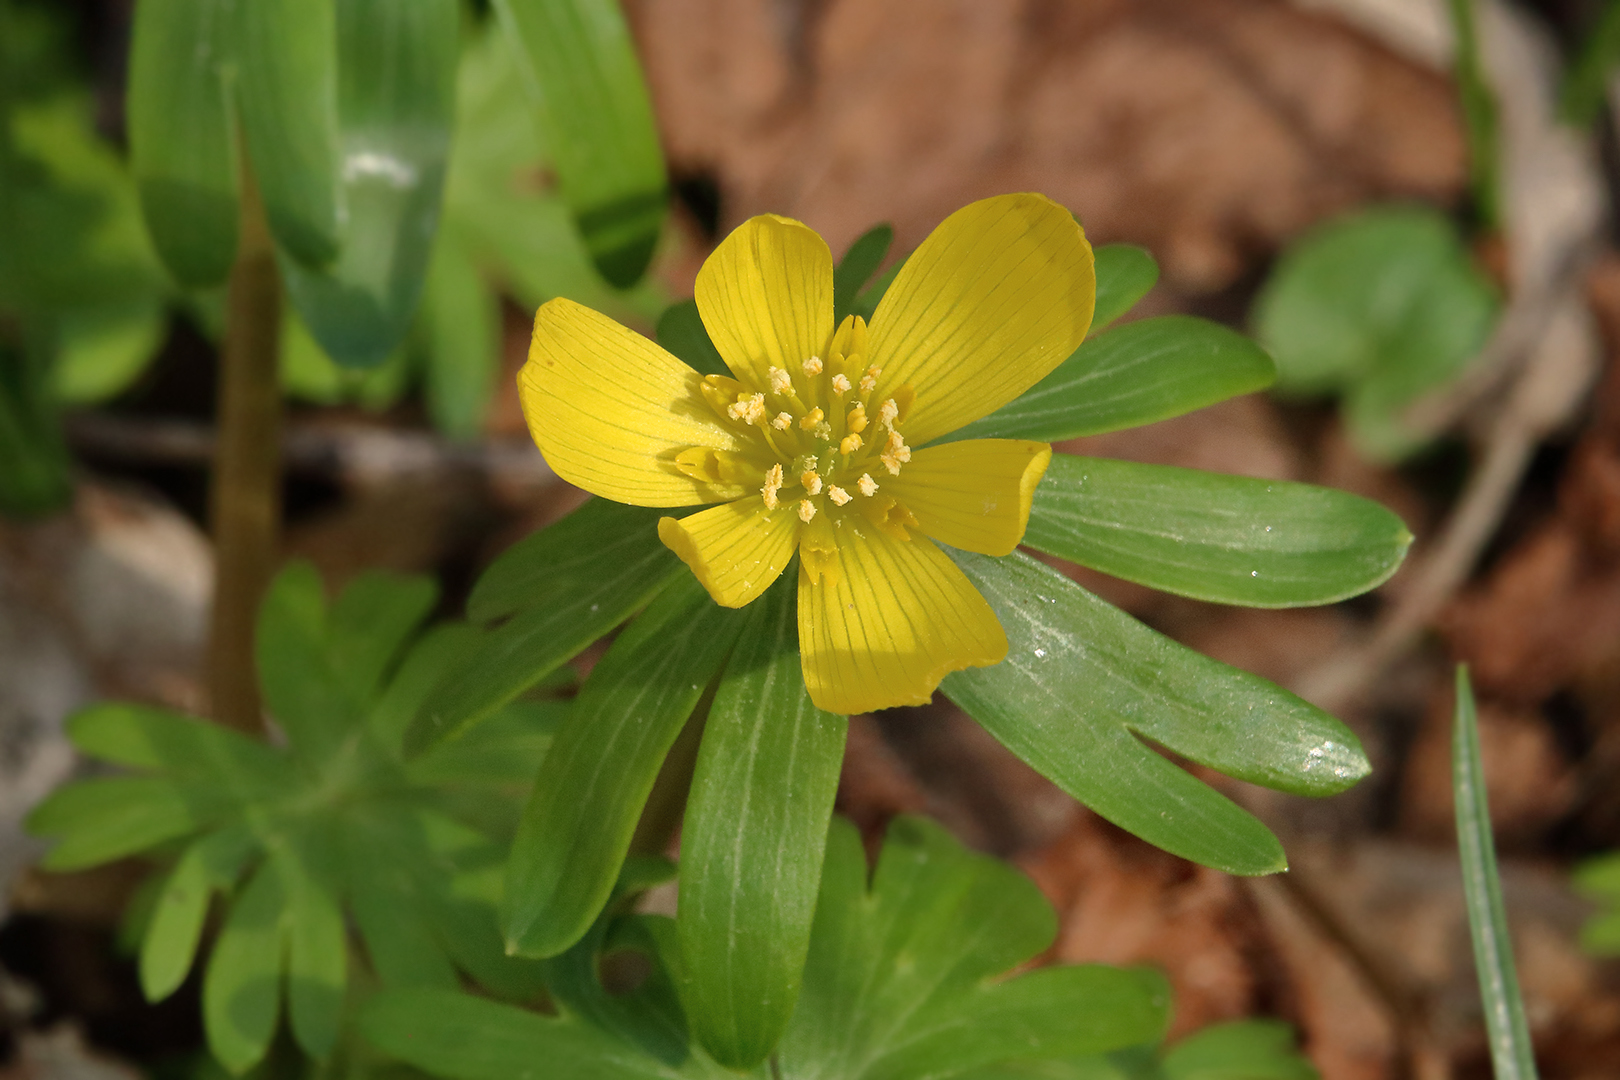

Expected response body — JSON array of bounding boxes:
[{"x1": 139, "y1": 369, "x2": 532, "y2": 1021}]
[
  {"x1": 695, "y1": 214, "x2": 834, "y2": 392},
  {"x1": 886, "y1": 439, "x2": 1051, "y2": 556},
  {"x1": 867, "y1": 193, "x2": 1095, "y2": 445},
  {"x1": 658, "y1": 499, "x2": 799, "y2": 608},
  {"x1": 798, "y1": 524, "x2": 1006, "y2": 714},
  {"x1": 520, "y1": 298, "x2": 744, "y2": 507}
]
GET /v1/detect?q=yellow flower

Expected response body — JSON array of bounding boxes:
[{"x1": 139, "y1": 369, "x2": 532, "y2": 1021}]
[{"x1": 519, "y1": 193, "x2": 1095, "y2": 714}]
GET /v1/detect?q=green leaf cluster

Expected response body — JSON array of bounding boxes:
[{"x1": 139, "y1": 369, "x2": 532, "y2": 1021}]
[
  {"x1": 1252, "y1": 205, "x2": 1498, "y2": 462},
  {"x1": 404, "y1": 226, "x2": 1410, "y2": 1069},
  {"x1": 27, "y1": 563, "x2": 559, "y2": 1073}
]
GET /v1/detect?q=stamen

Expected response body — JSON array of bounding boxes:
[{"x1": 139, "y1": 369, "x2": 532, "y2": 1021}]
[
  {"x1": 771, "y1": 411, "x2": 793, "y2": 430},
  {"x1": 728, "y1": 392, "x2": 767, "y2": 425},
  {"x1": 769, "y1": 367, "x2": 793, "y2": 395},
  {"x1": 845, "y1": 403, "x2": 868, "y2": 434},
  {"x1": 827, "y1": 485, "x2": 852, "y2": 506},
  {"x1": 879, "y1": 398, "x2": 899, "y2": 428},
  {"x1": 802, "y1": 356, "x2": 823, "y2": 377},
  {"x1": 800, "y1": 470, "x2": 823, "y2": 495},
  {"x1": 815, "y1": 421, "x2": 833, "y2": 441},
  {"x1": 839, "y1": 433, "x2": 863, "y2": 455},
  {"x1": 761, "y1": 463, "x2": 783, "y2": 509},
  {"x1": 799, "y1": 406, "x2": 825, "y2": 432},
  {"x1": 798, "y1": 499, "x2": 817, "y2": 523},
  {"x1": 880, "y1": 429, "x2": 911, "y2": 475},
  {"x1": 860, "y1": 365, "x2": 881, "y2": 393},
  {"x1": 857, "y1": 473, "x2": 878, "y2": 497},
  {"x1": 831, "y1": 373, "x2": 852, "y2": 397}
]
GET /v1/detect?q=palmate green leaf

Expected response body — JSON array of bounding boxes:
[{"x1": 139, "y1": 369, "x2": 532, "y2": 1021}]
[
  {"x1": 280, "y1": 0, "x2": 459, "y2": 369},
  {"x1": 1089, "y1": 245, "x2": 1157, "y2": 334},
  {"x1": 504, "y1": 575, "x2": 746, "y2": 958},
  {"x1": 961, "y1": 1019, "x2": 1317, "y2": 1080},
  {"x1": 1025, "y1": 455, "x2": 1411, "y2": 608},
  {"x1": 679, "y1": 578, "x2": 847, "y2": 1069},
  {"x1": 944, "y1": 317, "x2": 1274, "y2": 446},
  {"x1": 944, "y1": 551, "x2": 1368, "y2": 875},
  {"x1": 412, "y1": 500, "x2": 686, "y2": 754},
  {"x1": 1573, "y1": 852, "x2": 1620, "y2": 954},
  {"x1": 141, "y1": 824, "x2": 259, "y2": 1002},
  {"x1": 494, "y1": 0, "x2": 668, "y2": 287},
  {"x1": 204, "y1": 852, "x2": 287, "y2": 1074},
  {"x1": 234, "y1": 0, "x2": 342, "y2": 269},
  {"x1": 1453, "y1": 667, "x2": 1539, "y2": 1080},
  {"x1": 67, "y1": 703, "x2": 294, "y2": 801},
  {"x1": 127, "y1": 0, "x2": 238, "y2": 287},
  {"x1": 26, "y1": 776, "x2": 228, "y2": 872}
]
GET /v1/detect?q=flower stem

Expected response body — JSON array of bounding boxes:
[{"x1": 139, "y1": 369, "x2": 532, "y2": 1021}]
[{"x1": 206, "y1": 170, "x2": 281, "y2": 734}]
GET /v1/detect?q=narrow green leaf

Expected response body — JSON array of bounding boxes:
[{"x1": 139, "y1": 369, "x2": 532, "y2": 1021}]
[
  {"x1": 1447, "y1": 0, "x2": 1501, "y2": 230},
  {"x1": 420, "y1": 228, "x2": 499, "y2": 439},
  {"x1": 127, "y1": 0, "x2": 238, "y2": 286},
  {"x1": 280, "y1": 0, "x2": 459, "y2": 368},
  {"x1": 1090, "y1": 244, "x2": 1158, "y2": 334},
  {"x1": 413, "y1": 502, "x2": 685, "y2": 754},
  {"x1": 203, "y1": 855, "x2": 285, "y2": 1074},
  {"x1": 1453, "y1": 666, "x2": 1539, "y2": 1080},
  {"x1": 140, "y1": 825, "x2": 259, "y2": 1002},
  {"x1": 504, "y1": 576, "x2": 745, "y2": 958},
  {"x1": 945, "y1": 316, "x2": 1274, "y2": 445},
  {"x1": 27, "y1": 777, "x2": 222, "y2": 871},
  {"x1": 1559, "y1": 2, "x2": 1620, "y2": 126},
  {"x1": 256, "y1": 561, "x2": 362, "y2": 761},
  {"x1": 234, "y1": 0, "x2": 342, "y2": 268},
  {"x1": 67, "y1": 702, "x2": 295, "y2": 798},
  {"x1": 494, "y1": 0, "x2": 668, "y2": 287},
  {"x1": 849, "y1": 260, "x2": 904, "y2": 324},
  {"x1": 679, "y1": 580, "x2": 848, "y2": 1069},
  {"x1": 833, "y1": 225, "x2": 893, "y2": 324},
  {"x1": 1025, "y1": 455, "x2": 1412, "y2": 608},
  {"x1": 656, "y1": 300, "x2": 728, "y2": 377},
  {"x1": 326, "y1": 568, "x2": 439, "y2": 704},
  {"x1": 346, "y1": 814, "x2": 460, "y2": 990},
  {"x1": 282, "y1": 841, "x2": 347, "y2": 1059},
  {"x1": 944, "y1": 552, "x2": 1368, "y2": 874},
  {"x1": 1160, "y1": 1019, "x2": 1318, "y2": 1080}
]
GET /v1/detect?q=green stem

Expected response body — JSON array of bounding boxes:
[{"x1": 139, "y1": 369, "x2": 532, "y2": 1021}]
[
  {"x1": 1447, "y1": 0, "x2": 1502, "y2": 233},
  {"x1": 206, "y1": 172, "x2": 281, "y2": 734}
]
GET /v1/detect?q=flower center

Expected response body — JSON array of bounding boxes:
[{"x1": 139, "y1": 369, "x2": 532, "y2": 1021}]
[{"x1": 675, "y1": 315, "x2": 920, "y2": 574}]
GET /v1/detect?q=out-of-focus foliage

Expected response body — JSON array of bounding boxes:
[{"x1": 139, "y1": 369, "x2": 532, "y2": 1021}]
[
  {"x1": 1560, "y1": 0, "x2": 1620, "y2": 127},
  {"x1": 1253, "y1": 205, "x2": 1498, "y2": 462},
  {"x1": 1575, "y1": 851, "x2": 1620, "y2": 955},
  {"x1": 27, "y1": 563, "x2": 560, "y2": 1073}
]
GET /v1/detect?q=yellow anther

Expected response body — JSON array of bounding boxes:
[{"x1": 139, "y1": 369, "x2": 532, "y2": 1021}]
[
  {"x1": 857, "y1": 473, "x2": 878, "y2": 497},
  {"x1": 879, "y1": 398, "x2": 899, "y2": 428},
  {"x1": 827, "y1": 485, "x2": 852, "y2": 506},
  {"x1": 879, "y1": 429, "x2": 911, "y2": 475},
  {"x1": 728, "y1": 392, "x2": 767, "y2": 425},
  {"x1": 840, "y1": 433, "x2": 863, "y2": 454},
  {"x1": 771, "y1": 411, "x2": 793, "y2": 430},
  {"x1": 798, "y1": 499, "x2": 817, "y2": 523},
  {"x1": 769, "y1": 367, "x2": 793, "y2": 395},
  {"x1": 799, "y1": 406, "x2": 825, "y2": 431},
  {"x1": 800, "y1": 470, "x2": 823, "y2": 495},
  {"x1": 831, "y1": 373, "x2": 852, "y2": 396},
  {"x1": 815, "y1": 421, "x2": 833, "y2": 441},
  {"x1": 802, "y1": 356, "x2": 823, "y2": 377},
  {"x1": 860, "y1": 365, "x2": 881, "y2": 393},
  {"x1": 761, "y1": 463, "x2": 784, "y2": 509},
  {"x1": 845, "y1": 403, "x2": 868, "y2": 434}
]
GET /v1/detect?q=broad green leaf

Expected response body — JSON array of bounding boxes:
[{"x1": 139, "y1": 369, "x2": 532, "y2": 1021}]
[
  {"x1": 203, "y1": 855, "x2": 285, "y2": 1073},
  {"x1": 52, "y1": 299, "x2": 167, "y2": 403},
  {"x1": 493, "y1": 0, "x2": 668, "y2": 287},
  {"x1": 346, "y1": 811, "x2": 461, "y2": 990},
  {"x1": 944, "y1": 551, "x2": 1368, "y2": 874},
  {"x1": 657, "y1": 300, "x2": 728, "y2": 377},
  {"x1": 945, "y1": 317, "x2": 1274, "y2": 446},
  {"x1": 281, "y1": 839, "x2": 347, "y2": 1059},
  {"x1": 326, "y1": 568, "x2": 439, "y2": 703},
  {"x1": 127, "y1": 0, "x2": 238, "y2": 286},
  {"x1": 1453, "y1": 667, "x2": 1539, "y2": 1080},
  {"x1": 1160, "y1": 1020, "x2": 1317, "y2": 1080},
  {"x1": 1253, "y1": 206, "x2": 1497, "y2": 462},
  {"x1": 834, "y1": 225, "x2": 893, "y2": 325},
  {"x1": 0, "y1": 350, "x2": 72, "y2": 517},
  {"x1": 413, "y1": 501, "x2": 685, "y2": 753},
  {"x1": 1090, "y1": 245, "x2": 1157, "y2": 334},
  {"x1": 141, "y1": 825, "x2": 259, "y2": 1003},
  {"x1": 256, "y1": 561, "x2": 363, "y2": 762},
  {"x1": 504, "y1": 576, "x2": 746, "y2": 958},
  {"x1": 371, "y1": 623, "x2": 482, "y2": 758},
  {"x1": 234, "y1": 0, "x2": 342, "y2": 268},
  {"x1": 420, "y1": 227, "x2": 499, "y2": 439},
  {"x1": 1574, "y1": 852, "x2": 1620, "y2": 954},
  {"x1": 679, "y1": 580, "x2": 847, "y2": 1068},
  {"x1": 67, "y1": 702, "x2": 295, "y2": 798},
  {"x1": 27, "y1": 776, "x2": 222, "y2": 871},
  {"x1": 1024, "y1": 455, "x2": 1411, "y2": 608},
  {"x1": 278, "y1": 305, "x2": 410, "y2": 408},
  {"x1": 778, "y1": 817, "x2": 1168, "y2": 1079},
  {"x1": 1560, "y1": 1, "x2": 1620, "y2": 126},
  {"x1": 405, "y1": 699, "x2": 562, "y2": 789},
  {"x1": 280, "y1": 0, "x2": 459, "y2": 368}
]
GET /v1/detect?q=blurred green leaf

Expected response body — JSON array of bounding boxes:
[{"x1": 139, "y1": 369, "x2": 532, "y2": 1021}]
[
  {"x1": 944, "y1": 551, "x2": 1368, "y2": 875},
  {"x1": 1574, "y1": 851, "x2": 1620, "y2": 954},
  {"x1": 0, "y1": 347, "x2": 72, "y2": 516},
  {"x1": 203, "y1": 854, "x2": 286, "y2": 1074},
  {"x1": 67, "y1": 702, "x2": 295, "y2": 798},
  {"x1": 833, "y1": 225, "x2": 893, "y2": 325},
  {"x1": 1160, "y1": 1020, "x2": 1317, "y2": 1080},
  {"x1": 945, "y1": 317, "x2": 1274, "y2": 446},
  {"x1": 1090, "y1": 245, "x2": 1157, "y2": 334},
  {"x1": 679, "y1": 579, "x2": 847, "y2": 1068},
  {"x1": 279, "y1": 0, "x2": 459, "y2": 369},
  {"x1": 503, "y1": 575, "x2": 745, "y2": 958},
  {"x1": 1025, "y1": 455, "x2": 1411, "y2": 608},
  {"x1": 1446, "y1": 0, "x2": 1501, "y2": 230},
  {"x1": 419, "y1": 226, "x2": 499, "y2": 438},
  {"x1": 141, "y1": 825, "x2": 258, "y2": 1002},
  {"x1": 493, "y1": 0, "x2": 668, "y2": 287},
  {"x1": 1560, "y1": 2, "x2": 1620, "y2": 126},
  {"x1": 27, "y1": 776, "x2": 228, "y2": 871},
  {"x1": 1253, "y1": 206, "x2": 1497, "y2": 462},
  {"x1": 1453, "y1": 666, "x2": 1539, "y2": 1080},
  {"x1": 657, "y1": 300, "x2": 728, "y2": 377},
  {"x1": 52, "y1": 299, "x2": 167, "y2": 403},
  {"x1": 128, "y1": 0, "x2": 239, "y2": 287},
  {"x1": 278, "y1": 305, "x2": 410, "y2": 409}
]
